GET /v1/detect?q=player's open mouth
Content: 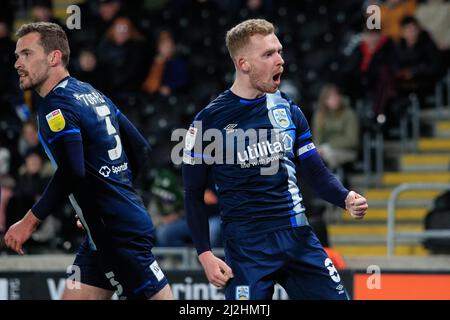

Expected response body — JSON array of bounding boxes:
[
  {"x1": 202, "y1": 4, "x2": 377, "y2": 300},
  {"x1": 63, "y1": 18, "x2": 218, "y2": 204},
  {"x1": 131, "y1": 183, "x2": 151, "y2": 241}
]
[{"x1": 272, "y1": 72, "x2": 282, "y2": 85}]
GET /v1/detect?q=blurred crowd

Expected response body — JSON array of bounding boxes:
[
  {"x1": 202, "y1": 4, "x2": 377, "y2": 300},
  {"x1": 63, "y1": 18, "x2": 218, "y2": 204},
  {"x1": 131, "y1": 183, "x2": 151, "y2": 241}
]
[{"x1": 0, "y1": 0, "x2": 448, "y2": 253}]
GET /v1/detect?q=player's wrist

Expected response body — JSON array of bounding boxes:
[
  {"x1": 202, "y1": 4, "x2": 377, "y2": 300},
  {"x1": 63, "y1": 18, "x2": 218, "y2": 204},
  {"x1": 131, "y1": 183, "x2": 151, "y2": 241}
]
[
  {"x1": 24, "y1": 209, "x2": 42, "y2": 231},
  {"x1": 344, "y1": 191, "x2": 354, "y2": 210},
  {"x1": 198, "y1": 250, "x2": 214, "y2": 264}
]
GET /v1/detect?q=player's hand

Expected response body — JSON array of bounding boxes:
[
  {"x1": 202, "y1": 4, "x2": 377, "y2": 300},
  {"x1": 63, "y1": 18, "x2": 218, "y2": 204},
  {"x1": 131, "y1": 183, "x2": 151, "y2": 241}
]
[
  {"x1": 199, "y1": 251, "x2": 234, "y2": 288},
  {"x1": 345, "y1": 191, "x2": 368, "y2": 220},
  {"x1": 4, "y1": 210, "x2": 41, "y2": 255}
]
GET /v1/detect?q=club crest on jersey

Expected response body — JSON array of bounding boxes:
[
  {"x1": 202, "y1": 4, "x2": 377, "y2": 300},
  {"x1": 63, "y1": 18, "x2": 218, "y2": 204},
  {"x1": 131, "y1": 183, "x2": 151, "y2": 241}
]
[
  {"x1": 46, "y1": 109, "x2": 66, "y2": 132},
  {"x1": 185, "y1": 127, "x2": 197, "y2": 151},
  {"x1": 236, "y1": 286, "x2": 250, "y2": 300},
  {"x1": 272, "y1": 108, "x2": 290, "y2": 128}
]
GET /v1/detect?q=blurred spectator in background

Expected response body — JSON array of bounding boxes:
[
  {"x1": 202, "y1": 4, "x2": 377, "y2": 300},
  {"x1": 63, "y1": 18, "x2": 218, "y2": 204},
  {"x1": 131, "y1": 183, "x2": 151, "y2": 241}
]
[
  {"x1": 141, "y1": 30, "x2": 188, "y2": 97},
  {"x1": 341, "y1": 26, "x2": 395, "y2": 117},
  {"x1": 312, "y1": 84, "x2": 359, "y2": 171},
  {"x1": 0, "y1": 177, "x2": 15, "y2": 236},
  {"x1": 17, "y1": 121, "x2": 53, "y2": 177},
  {"x1": 380, "y1": 0, "x2": 417, "y2": 42},
  {"x1": 416, "y1": 0, "x2": 450, "y2": 52},
  {"x1": 150, "y1": 168, "x2": 186, "y2": 246},
  {"x1": 378, "y1": 15, "x2": 444, "y2": 134},
  {"x1": 97, "y1": 17, "x2": 149, "y2": 100},
  {"x1": 72, "y1": 48, "x2": 106, "y2": 92},
  {"x1": 233, "y1": 0, "x2": 274, "y2": 22},
  {"x1": 0, "y1": 18, "x2": 15, "y2": 93},
  {"x1": 5, "y1": 151, "x2": 50, "y2": 229},
  {"x1": 31, "y1": 0, "x2": 62, "y2": 25},
  {"x1": 96, "y1": 0, "x2": 124, "y2": 41},
  {"x1": 394, "y1": 16, "x2": 442, "y2": 98},
  {"x1": 18, "y1": 121, "x2": 42, "y2": 157},
  {"x1": 0, "y1": 18, "x2": 21, "y2": 122},
  {"x1": 0, "y1": 137, "x2": 11, "y2": 176},
  {"x1": 64, "y1": 0, "x2": 125, "y2": 56},
  {"x1": 151, "y1": 168, "x2": 222, "y2": 248},
  {"x1": 5, "y1": 150, "x2": 60, "y2": 252}
]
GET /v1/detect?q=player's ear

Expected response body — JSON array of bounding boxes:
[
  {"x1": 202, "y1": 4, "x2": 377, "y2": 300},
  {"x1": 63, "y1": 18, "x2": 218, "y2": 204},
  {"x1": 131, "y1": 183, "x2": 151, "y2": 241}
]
[
  {"x1": 48, "y1": 50, "x2": 62, "y2": 67},
  {"x1": 237, "y1": 57, "x2": 250, "y2": 73}
]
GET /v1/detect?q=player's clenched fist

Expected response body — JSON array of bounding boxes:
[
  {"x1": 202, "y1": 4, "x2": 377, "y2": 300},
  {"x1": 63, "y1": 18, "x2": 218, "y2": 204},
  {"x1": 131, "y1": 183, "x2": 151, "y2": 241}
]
[{"x1": 345, "y1": 191, "x2": 368, "y2": 220}]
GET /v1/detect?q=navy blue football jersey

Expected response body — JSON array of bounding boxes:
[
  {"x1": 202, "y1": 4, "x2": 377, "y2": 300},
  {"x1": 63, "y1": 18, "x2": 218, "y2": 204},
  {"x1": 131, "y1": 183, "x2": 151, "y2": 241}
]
[
  {"x1": 183, "y1": 90, "x2": 315, "y2": 239},
  {"x1": 37, "y1": 76, "x2": 153, "y2": 250}
]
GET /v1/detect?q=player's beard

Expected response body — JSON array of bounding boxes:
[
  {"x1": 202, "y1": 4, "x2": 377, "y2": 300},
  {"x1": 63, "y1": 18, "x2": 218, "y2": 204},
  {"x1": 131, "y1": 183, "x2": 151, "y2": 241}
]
[
  {"x1": 248, "y1": 67, "x2": 280, "y2": 94},
  {"x1": 19, "y1": 63, "x2": 49, "y2": 91}
]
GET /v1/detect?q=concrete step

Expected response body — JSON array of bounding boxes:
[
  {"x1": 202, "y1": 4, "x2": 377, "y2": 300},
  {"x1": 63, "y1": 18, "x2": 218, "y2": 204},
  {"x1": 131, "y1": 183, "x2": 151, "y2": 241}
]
[
  {"x1": 333, "y1": 244, "x2": 428, "y2": 256},
  {"x1": 436, "y1": 120, "x2": 450, "y2": 138},
  {"x1": 382, "y1": 172, "x2": 450, "y2": 186},
  {"x1": 328, "y1": 223, "x2": 423, "y2": 236},
  {"x1": 367, "y1": 199, "x2": 434, "y2": 208},
  {"x1": 418, "y1": 138, "x2": 450, "y2": 152},
  {"x1": 402, "y1": 164, "x2": 450, "y2": 172},
  {"x1": 364, "y1": 189, "x2": 442, "y2": 201},
  {"x1": 330, "y1": 235, "x2": 423, "y2": 245},
  {"x1": 420, "y1": 108, "x2": 450, "y2": 122},
  {"x1": 401, "y1": 154, "x2": 450, "y2": 171},
  {"x1": 341, "y1": 208, "x2": 428, "y2": 222}
]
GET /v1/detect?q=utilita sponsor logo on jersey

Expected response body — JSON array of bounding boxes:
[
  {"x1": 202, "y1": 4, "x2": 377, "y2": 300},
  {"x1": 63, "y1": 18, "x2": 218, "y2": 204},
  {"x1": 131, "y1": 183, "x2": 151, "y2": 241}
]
[
  {"x1": 237, "y1": 139, "x2": 290, "y2": 163},
  {"x1": 172, "y1": 123, "x2": 295, "y2": 174}
]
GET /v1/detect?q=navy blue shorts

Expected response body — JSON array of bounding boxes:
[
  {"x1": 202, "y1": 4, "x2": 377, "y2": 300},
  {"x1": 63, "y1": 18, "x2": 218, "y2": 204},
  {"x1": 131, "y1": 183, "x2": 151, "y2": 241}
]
[
  {"x1": 224, "y1": 225, "x2": 349, "y2": 300},
  {"x1": 70, "y1": 238, "x2": 168, "y2": 300}
]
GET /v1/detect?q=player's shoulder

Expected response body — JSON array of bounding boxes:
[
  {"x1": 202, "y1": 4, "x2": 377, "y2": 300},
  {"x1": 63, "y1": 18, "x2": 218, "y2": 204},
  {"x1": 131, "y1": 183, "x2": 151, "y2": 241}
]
[
  {"x1": 45, "y1": 77, "x2": 86, "y2": 109},
  {"x1": 46, "y1": 77, "x2": 107, "y2": 112},
  {"x1": 193, "y1": 90, "x2": 234, "y2": 122},
  {"x1": 276, "y1": 90, "x2": 297, "y2": 108},
  {"x1": 277, "y1": 90, "x2": 306, "y2": 115}
]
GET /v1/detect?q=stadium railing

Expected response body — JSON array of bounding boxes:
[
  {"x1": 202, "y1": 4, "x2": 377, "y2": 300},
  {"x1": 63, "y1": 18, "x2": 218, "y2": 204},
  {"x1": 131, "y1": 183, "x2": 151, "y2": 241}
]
[
  {"x1": 435, "y1": 69, "x2": 450, "y2": 111},
  {"x1": 387, "y1": 183, "x2": 450, "y2": 256}
]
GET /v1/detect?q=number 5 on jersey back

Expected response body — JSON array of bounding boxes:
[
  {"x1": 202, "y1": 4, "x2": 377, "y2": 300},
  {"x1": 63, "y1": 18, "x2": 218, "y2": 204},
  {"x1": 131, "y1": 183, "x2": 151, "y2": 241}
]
[{"x1": 95, "y1": 105, "x2": 122, "y2": 160}]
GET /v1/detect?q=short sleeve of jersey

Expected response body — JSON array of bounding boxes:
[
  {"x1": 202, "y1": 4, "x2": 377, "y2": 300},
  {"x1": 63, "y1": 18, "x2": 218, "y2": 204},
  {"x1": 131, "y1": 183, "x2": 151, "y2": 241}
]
[
  {"x1": 40, "y1": 93, "x2": 82, "y2": 146},
  {"x1": 182, "y1": 110, "x2": 209, "y2": 166},
  {"x1": 285, "y1": 95, "x2": 316, "y2": 160}
]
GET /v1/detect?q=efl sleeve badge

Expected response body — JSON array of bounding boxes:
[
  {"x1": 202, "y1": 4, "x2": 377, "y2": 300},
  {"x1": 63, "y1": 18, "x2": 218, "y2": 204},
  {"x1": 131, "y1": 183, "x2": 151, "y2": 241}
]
[{"x1": 45, "y1": 109, "x2": 66, "y2": 132}]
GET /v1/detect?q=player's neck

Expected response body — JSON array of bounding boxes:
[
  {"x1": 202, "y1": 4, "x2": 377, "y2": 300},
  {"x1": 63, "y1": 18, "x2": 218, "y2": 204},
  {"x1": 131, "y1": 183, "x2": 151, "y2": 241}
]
[
  {"x1": 36, "y1": 68, "x2": 70, "y2": 97},
  {"x1": 230, "y1": 78, "x2": 265, "y2": 100}
]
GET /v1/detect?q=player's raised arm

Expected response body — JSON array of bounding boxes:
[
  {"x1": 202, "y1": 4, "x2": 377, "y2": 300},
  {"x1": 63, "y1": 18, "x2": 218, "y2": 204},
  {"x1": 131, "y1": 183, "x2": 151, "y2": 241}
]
[
  {"x1": 288, "y1": 98, "x2": 368, "y2": 219},
  {"x1": 296, "y1": 145, "x2": 367, "y2": 218}
]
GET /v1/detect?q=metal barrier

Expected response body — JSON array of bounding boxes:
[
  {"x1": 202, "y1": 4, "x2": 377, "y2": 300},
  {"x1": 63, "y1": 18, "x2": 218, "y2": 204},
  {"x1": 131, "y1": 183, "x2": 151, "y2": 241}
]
[
  {"x1": 363, "y1": 128, "x2": 384, "y2": 188},
  {"x1": 398, "y1": 94, "x2": 421, "y2": 154},
  {"x1": 387, "y1": 183, "x2": 450, "y2": 256},
  {"x1": 435, "y1": 68, "x2": 450, "y2": 111}
]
